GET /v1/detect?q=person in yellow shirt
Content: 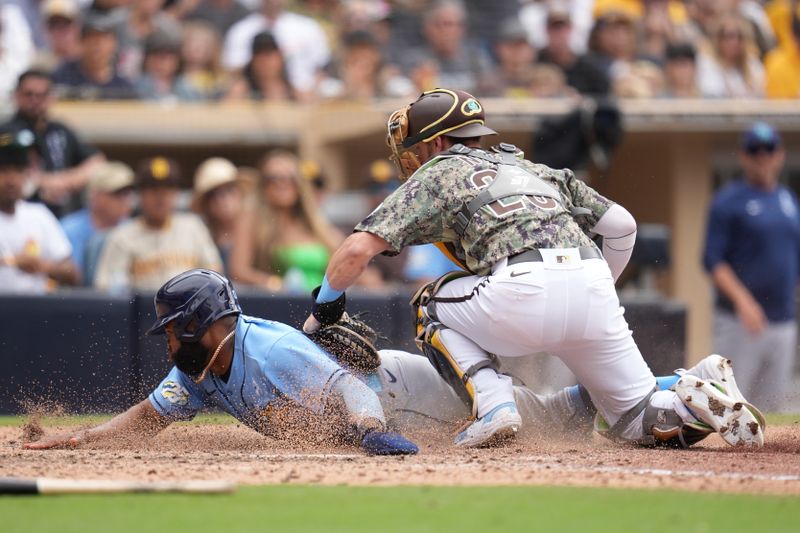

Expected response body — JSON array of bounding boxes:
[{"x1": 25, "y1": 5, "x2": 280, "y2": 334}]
[
  {"x1": 765, "y1": 20, "x2": 800, "y2": 98},
  {"x1": 766, "y1": 0, "x2": 800, "y2": 50}
]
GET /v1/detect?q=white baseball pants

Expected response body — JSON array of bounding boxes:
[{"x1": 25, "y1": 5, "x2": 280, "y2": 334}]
[
  {"x1": 428, "y1": 249, "x2": 657, "y2": 436},
  {"x1": 376, "y1": 350, "x2": 592, "y2": 439}
]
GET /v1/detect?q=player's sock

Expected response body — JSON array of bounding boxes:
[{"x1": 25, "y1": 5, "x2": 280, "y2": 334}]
[
  {"x1": 566, "y1": 384, "x2": 597, "y2": 420},
  {"x1": 655, "y1": 375, "x2": 680, "y2": 390}
]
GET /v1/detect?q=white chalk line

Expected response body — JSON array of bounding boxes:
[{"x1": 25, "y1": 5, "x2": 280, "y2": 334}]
[{"x1": 240, "y1": 453, "x2": 800, "y2": 483}]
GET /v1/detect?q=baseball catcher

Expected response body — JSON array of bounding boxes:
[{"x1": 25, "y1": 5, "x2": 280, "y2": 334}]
[
  {"x1": 24, "y1": 269, "x2": 418, "y2": 456},
  {"x1": 304, "y1": 87, "x2": 765, "y2": 449}
]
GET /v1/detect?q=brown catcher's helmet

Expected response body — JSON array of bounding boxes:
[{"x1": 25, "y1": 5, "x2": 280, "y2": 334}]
[{"x1": 386, "y1": 88, "x2": 496, "y2": 179}]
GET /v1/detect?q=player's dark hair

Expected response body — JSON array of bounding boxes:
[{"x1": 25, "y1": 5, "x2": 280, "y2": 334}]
[
  {"x1": 17, "y1": 69, "x2": 52, "y2": 89},
  {"x1": 445, "y1": 135, "x2": 482, "y2": 146}
]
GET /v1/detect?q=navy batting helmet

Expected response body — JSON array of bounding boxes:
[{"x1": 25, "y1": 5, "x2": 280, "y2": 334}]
[{"x1": 146, "y1": 269, "x2": 241, "y2": 342}]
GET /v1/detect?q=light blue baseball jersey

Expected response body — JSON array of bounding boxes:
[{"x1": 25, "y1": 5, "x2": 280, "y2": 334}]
[{"x1": 148, "y1": 314, "x2": 347, "y2": 432}]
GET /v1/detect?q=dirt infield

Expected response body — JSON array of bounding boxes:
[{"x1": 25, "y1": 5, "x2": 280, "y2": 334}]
[{"x1": 2, "y1": 422, "x2": 800, "y2": 495}]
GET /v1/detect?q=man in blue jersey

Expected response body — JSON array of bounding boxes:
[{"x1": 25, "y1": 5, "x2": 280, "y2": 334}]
[
  {"x1": 24, "y1": 269, "x2": 418, "y2": 455},
  {"x1": 703, "y1": 122, "x2": 800, "y2": 412}
]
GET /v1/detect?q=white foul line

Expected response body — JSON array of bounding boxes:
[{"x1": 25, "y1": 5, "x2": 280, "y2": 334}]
[{"x1": 240, "y1": 453, "x2": 800, "y2": 483}]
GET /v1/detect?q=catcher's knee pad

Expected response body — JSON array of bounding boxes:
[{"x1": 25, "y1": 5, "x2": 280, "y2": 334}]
[
  {"x1": 414, "y1": 322, "x2": 496, "y2": 417},
  {"x1": 409, "y1": 270, "x2": 472, "y2": 338}
]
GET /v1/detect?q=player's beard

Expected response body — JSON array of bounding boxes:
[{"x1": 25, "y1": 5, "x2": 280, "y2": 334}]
[{"x1": 172, "y1": 341, "x2": 211, "y2": 377}]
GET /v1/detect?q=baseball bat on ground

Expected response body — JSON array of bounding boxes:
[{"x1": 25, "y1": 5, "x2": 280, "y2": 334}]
[{"x1": 0, "y1": 477, "x2": 236, "y2": 495}]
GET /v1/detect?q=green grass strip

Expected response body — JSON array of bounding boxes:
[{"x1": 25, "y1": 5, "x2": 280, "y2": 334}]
[{"x1": 2, "y1": 485, "x2": 799, "y2": 533}]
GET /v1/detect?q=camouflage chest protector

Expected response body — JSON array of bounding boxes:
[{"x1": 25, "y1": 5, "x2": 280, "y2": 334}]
[{"x1": 444, "y1": 142, "x2": 592, "y2": 238}]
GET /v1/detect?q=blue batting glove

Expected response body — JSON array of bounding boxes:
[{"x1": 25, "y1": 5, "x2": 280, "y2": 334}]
[{"x1": 360, "y1": 430, "x2": 419, "y2": 456}]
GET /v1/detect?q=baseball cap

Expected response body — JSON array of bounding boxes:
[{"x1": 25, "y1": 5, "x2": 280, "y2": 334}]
[
  {"x1": 741, "y1": 122, "x2": 782, "y2": 153},
  {"x1": 88, "y1": 161, "x2": 135, "y2": 193},
  {"x1": 0, "y1": 125, "x2": 35, "y2": 168},
  {"x1": 136, "y1": 157, "x2": 181, "y2": 189},
  {"x1": 193, "y1": 157, "x2": 238, "y2": 202},
  {"x1": 665, "y1": 42, "x2": 696, "y2": 61},
  {"x1": 546, "y1": 1, "x2": 571, "y2": 25},
  {"x1": 251, "y1": 31, "x2": 279, "y2": 55},
  {"x1": 497, "y1": 18, "x2": 529, "y2": 42},
  {"x1": 404, "y1": 88, "x2": 496, "y2": 147},
  {"x1": 43, "y1": 0, "x2": 79, "y2": 21},
  {"x1": 144, "y1": 30, "x2": 181, "y2": 56},
  {"x1": 81, "y1": 13, "x2": 117, "y2": 38},
  {"x1": 593, "y1": 0, "x2": 638, "y2": 24},
  {"x1": 343, "y1": 29, "x2": 378, "y2": 48}
]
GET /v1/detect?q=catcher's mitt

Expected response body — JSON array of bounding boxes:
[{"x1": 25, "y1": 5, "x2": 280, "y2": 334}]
[{"x1": 307, "y1": 313, "x2": 381, "y2": 372}]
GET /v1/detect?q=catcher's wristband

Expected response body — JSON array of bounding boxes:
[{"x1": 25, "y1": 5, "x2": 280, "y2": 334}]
[{"x1": 310, "y1": 286, "x2": 346, "y2": 327}]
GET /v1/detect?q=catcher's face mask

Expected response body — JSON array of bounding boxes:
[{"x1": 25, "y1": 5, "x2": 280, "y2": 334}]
[{"x1": 386, "y1": 105, "x2": 420, "y2": 180}]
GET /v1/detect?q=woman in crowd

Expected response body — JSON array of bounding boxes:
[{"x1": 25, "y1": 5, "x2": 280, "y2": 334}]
[
  {"x1": 229, "y1": 150, "x2": 339, "y2": 293},
  {"x1": 224, "y1": 31, "x2": 296, "y2": 102},
  {"x1": 660, "y1": 42, "x2": 700, "y2": 98},
  {"x1": 317, "y1": 29, "x2": 413, "y2": 100},
  {"x1": 696, "y1": 14, "x2": 764, "y2": 98},
  {"x1": 180, "y1": 21, "x2": 228, "y2": 100},
  {"x1": 136, "y1": 30, "x2": 202, "y2": 102},
  {"x1": 192, "y1": 157, "x2": 245, "y2": 274}
]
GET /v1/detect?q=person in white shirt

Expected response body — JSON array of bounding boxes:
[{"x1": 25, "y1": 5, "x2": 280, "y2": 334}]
[
  {"x1": 94, "y1": 156, "x2": 223, "y2": 292},
  {"x1": 221, "y1": 0, "x2": 330, "y2": 96},
  {"x1": 0, "y1": 2, "x2": 35, "y2": 114},
  {"x1": 0, "y1": 126, "x2": 79, "y2": 293}
]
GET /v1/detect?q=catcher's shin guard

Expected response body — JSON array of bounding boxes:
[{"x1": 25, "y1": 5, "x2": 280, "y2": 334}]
[
  {"x1": 410, "y1": 272, "x2": 493, "y2": 417},
  {"x1": 415, "y1": 323, "x2": 496, "y2": 417}
]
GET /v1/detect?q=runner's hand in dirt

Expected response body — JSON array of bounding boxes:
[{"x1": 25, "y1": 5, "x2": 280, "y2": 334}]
[{"x1": 23, "y1": 432, "x2": 85, "y2": 450}]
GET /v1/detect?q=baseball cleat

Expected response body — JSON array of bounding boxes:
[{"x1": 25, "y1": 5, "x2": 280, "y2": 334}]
[
  {"x1": 454, "y1": 402, "x2": 521, "y2": 448},
  {"x1": 675, "y1": 375, "x2": 764, "y2": 448},
  {"x1": 677, "y1": 354, "x2": 766, "y2": 429}
]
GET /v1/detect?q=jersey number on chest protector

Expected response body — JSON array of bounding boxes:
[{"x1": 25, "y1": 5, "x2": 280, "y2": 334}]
[
  {"x1": 449, "y1": 143, "x2": 584, "y2": 237},
  {"x1": 468, "y1": 168, "x2": 560, "y2": 218}
]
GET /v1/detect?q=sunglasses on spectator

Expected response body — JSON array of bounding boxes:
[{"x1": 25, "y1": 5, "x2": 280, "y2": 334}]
[
  {"x1": 207, "y1": 183, "x2": 238, "y2": 198},
  {"x1": 47, "y1": 17, "x2": 74, "y2": 29},
  {"x1": 744, "y1": 143, "x2": 778, "y2": 155},
  {"x1": 547, "y1": 20, "x2": 570, "y2": 30}
]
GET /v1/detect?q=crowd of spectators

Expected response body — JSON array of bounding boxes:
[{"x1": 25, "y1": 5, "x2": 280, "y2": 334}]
[
  {"x1": 0, "y1": 66, "x2": 458, "y2": 294},
  {"x1": 2, "y1": 0, "x2": 799, "y2": 108},
  {"x1": 2, "y1": 0, "x2": 799, "y2": 296}
]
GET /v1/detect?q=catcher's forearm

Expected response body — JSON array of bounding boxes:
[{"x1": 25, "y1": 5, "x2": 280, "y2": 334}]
[
  {"x1": 324, "y1": 232, "x2": 390, "y2": 292},
  {"x1": 329, "y1": 373, "x2": 386, "y2": 436}
]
